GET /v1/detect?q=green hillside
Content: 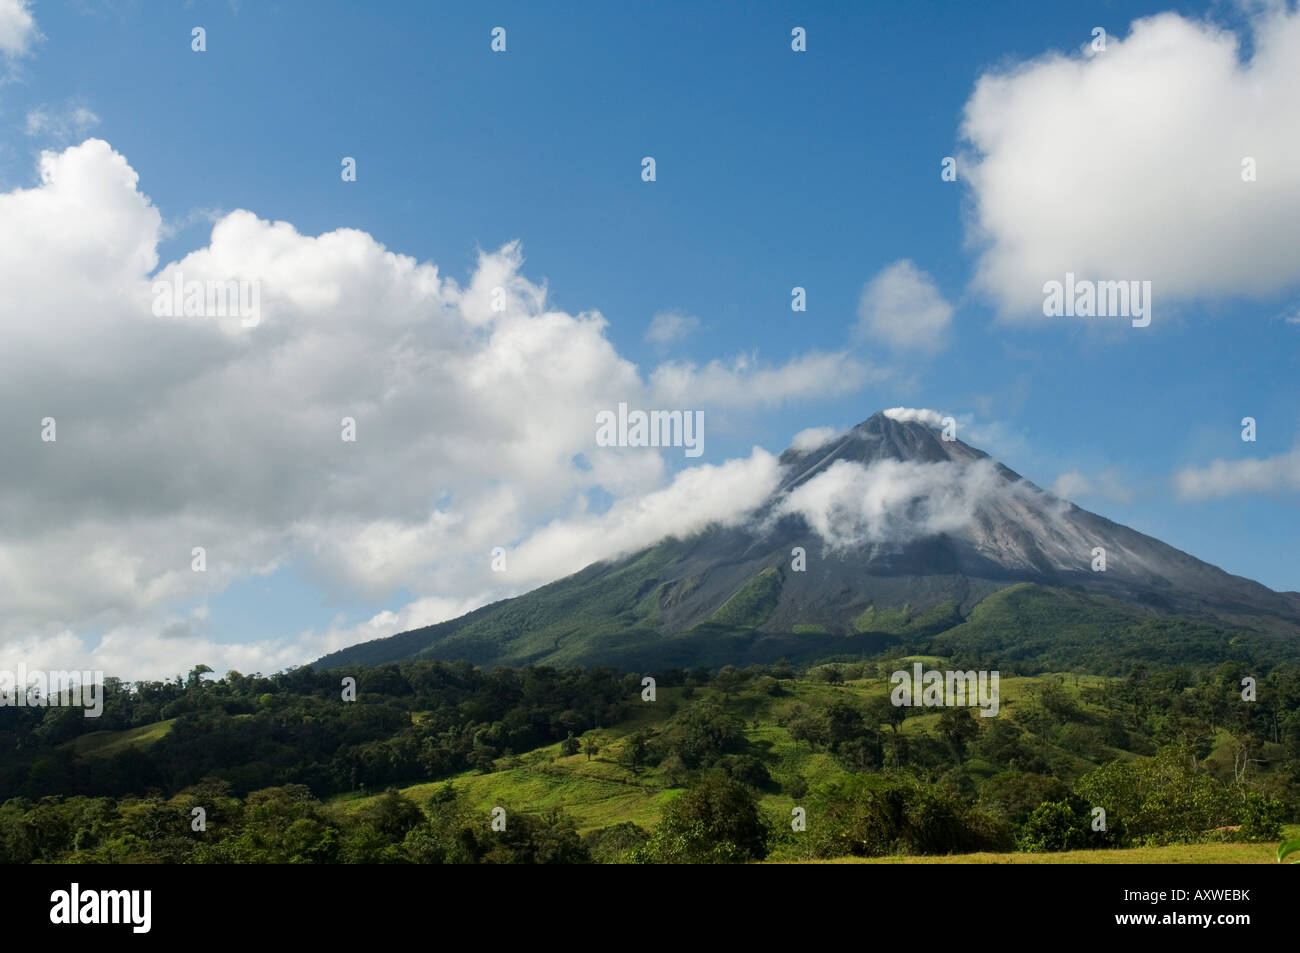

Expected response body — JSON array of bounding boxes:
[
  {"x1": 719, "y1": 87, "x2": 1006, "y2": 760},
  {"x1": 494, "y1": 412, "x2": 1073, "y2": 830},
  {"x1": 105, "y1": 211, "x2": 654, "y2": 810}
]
[
  {"x1": 7, "y1": 649, "x2": 1297, "y2": 864},
  {"x1": 59, "y1": 718, "x2": 176, "y2": 758},
  {"x1": 319, "y1": 551, "x2": 1300, "y2": 677},
  {"x1": 318, "y1": 663, "x2": 1299, "y2": 863},
  {"x1": 934, "y1": 583, "x2": 1283, "y2": 674},
  {"x1": 853, "y1": 600, "x2": 962, "y2": 637},
  {"x1": 707, "y1": 567, "x2": 783, "y2": 628}
]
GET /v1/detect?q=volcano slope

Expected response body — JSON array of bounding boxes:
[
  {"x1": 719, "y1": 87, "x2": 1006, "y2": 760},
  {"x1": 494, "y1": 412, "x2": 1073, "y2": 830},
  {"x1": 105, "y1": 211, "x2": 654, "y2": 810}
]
[{"x1": 315, "y1": 412, "x2": 1300, "y2": 674}]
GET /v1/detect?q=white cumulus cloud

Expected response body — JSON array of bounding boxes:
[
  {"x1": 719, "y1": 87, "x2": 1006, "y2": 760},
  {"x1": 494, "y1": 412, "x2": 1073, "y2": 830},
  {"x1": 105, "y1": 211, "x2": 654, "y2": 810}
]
[
  {"x1": 0, "y1": 138, "x2": 869, "y2": 679},
  {"x1": 961, "y1": 5, "x2": 1300, "y2": 318},
  {"x1": 855, "y1": 259, "x2": 954, "y2": 352},
  {"x1": 0, "y1": 0, "x2": 37, "y2": 57}
]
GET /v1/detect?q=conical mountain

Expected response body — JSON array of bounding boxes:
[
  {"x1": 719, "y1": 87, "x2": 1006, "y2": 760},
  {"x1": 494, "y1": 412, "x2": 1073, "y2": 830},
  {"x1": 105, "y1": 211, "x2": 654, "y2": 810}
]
[{"x1": 315, "y1": 411, "x2": 1300, "y2": 672}]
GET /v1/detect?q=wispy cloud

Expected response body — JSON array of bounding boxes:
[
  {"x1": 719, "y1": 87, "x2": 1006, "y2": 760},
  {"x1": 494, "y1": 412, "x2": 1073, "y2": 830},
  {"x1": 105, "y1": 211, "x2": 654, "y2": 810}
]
[
  {"x1": 645, "y1": 309, "x2": 699, "y2": 344},
  {"x1": 1174, "y1": 449, "x2": 1300, "y2": 500},
  {"x1": 649, "y1": 350, "x2": 882, "y2": 408},
  {"x1": 1052, "y1": 468, "x2": 1134, "y2": 504},
  {"x1": 25, "y1": 104, "x2": 100, "y2": 140},
  {"x1": 789, "y1": 426, "x2": 840, "y2": 452},
  {"x1": 773, "y1": 456, "x2": 1024, "y2": 550}
]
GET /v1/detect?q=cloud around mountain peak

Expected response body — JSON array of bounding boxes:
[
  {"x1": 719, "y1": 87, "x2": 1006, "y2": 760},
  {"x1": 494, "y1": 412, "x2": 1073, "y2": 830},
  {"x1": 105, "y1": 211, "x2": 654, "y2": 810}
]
[{"x1": 881, "y1": 407, "x2": 948, "y2": 428}]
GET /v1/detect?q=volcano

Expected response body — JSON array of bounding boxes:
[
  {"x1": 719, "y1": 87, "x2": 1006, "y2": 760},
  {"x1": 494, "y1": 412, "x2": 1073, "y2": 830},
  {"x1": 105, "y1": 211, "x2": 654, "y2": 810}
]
[{"x1": 314, "y1": 411, "x2": 1300, "y2": 673}]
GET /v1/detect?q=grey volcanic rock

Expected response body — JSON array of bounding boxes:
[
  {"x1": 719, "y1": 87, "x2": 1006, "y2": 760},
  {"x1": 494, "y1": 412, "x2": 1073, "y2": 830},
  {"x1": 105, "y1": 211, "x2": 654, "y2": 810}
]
[
  {"x1": 643, "y1": 413, "x2": 1300, "y2": 631},
  {"x1": 771, "y1": 414, "x2": 1300, "y2": 620}
]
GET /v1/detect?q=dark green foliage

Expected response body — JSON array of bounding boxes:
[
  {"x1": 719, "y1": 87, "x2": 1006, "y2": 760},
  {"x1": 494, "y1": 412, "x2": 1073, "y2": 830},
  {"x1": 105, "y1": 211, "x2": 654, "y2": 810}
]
[
  {"x1": 0, "y1": 661, "x2": 641, "y2": 800},
  {"x1": 718, "y1": 754, "x2": 774, "y2": 790},
  {"x1": 936, "y1": 585, "x2": 1286, "y2": 675},
  {"x1": 359, "y1": 789, "x2": 425, "y2": 842},
  {"x1": 707, "y1": 568, "x2": 783, "y2": 629},
  {"x1": 1075, "y1": 746, "x2": 1235, "y2": 846},
  {"x1": 581, "y1": 822, "x2": 649, "y2": 864},
  {"x1": 1017, "y1": 798, "x2": 1094, "y2": 852},
  {"x1": 1238, "y1": 791, "x2": 1284, "y2": 842},
  {"x1": 2, "y1": 650, "x2": 1298, "y2": 864},
  {"x1": 633, "y1": 776, "x2": 770, "y2": 864},
  {"x1": 401, "y1": 793, "x2": 589, "y2": 865},
  {"x1": 937, "y1": 707, "x2": 979, "y2": 764},
  {"x1": 865, "y1": 693, "x2": 907, "y2": 735},
  {"x1": 622, "y1": 729, "x2": 652, "y2": 771},
  {"x1": 803, "y1": 775, "x2": 1013, "y2": 858},
  {"x1": 656, "y1": 699, "x2": 744, "y2": 769},
  {"x1": 826, "y1": 701, "x2": 864, "y2": 748},
  {"x1": 2, "y1": 779, "x2": 594, "y2": 864},
  {"x1": 978, "y1": 771, "x2": 1070, "y2": 825}
]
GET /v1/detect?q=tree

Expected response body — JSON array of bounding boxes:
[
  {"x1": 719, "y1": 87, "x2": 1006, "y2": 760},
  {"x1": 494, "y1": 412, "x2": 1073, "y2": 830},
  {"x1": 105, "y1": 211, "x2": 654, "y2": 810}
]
[
  {"x1": 720, "y1": 754, "x2": 773, "y2": 789},
  {"x1": 1230, "y1": 733, "x2": 1267, "y2": 784},
  {"x1": 826, "y1": 701, "x2": 865, "y2": 750},
  {"x1": 937, "y1": 707, "x2": 978, "y2": 764},
  {"x1": 1238, "y1": 792, "x2": 1283, "y2": 842},
  {"x1": 836, "y1": 736, "x2": 882, "y2": 772},
  {"x1": 560, "y1": 732, "x2": 580, "y2": 757},
  {"x1": 1075, "y1": 745, "x2": 1233, "y2": 845},
  {"x1": 660, "y1": 752, "x2": 688, "y2": 786},
  {"x1": 975, "y1": 718, "x2": 1030, "y2": 765},
  {"x1": 865, "y1": 694, "x2": 905, "y2": 736},
  {"x1": 716, "y1": 666, "x2": 741, "y2": 694},
  {"x1": 1017, "y1": 799, "x2": 1091, "y2": 853},
  {"x1": 582, "y1": 822, "x2": 649, "y2": 863},
  {"x1": 623, "y1": 730, "x2": 650, "y2": 772},
  {"x1": 633, "y1": 776, "x2": 770, "y2": 864},
  {"x1": 470, "y1": 743, "x2": 497, "y2": 774},
  {"x1": 805, "y1": 776, "x2": 1010, "y2": 859},
  {"x1": 583, "y1": 735, "x2": 600, "y2": 762},
  {"x1": 360, "y1": 789, "x2": 425, "y2": 842},
  {"x1": 789, "y1": 715, "x2": 828, "y2": 751},
  {"x1": 480, "y1": 810, "x2": 591, "y2": 865}
]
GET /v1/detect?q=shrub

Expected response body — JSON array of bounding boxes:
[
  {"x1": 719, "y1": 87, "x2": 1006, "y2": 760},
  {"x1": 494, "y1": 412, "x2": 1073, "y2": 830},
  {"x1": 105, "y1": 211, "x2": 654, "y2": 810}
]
[
  {"x1": 633, "y1": 776, "x2": 770, "y2": 864},
  {"x1": 1017, "y1": 799, "x2": 1090, "y2": 853},
  {"x1": 1238, "y1": 792, "x2": 1284, "y2": 843}
]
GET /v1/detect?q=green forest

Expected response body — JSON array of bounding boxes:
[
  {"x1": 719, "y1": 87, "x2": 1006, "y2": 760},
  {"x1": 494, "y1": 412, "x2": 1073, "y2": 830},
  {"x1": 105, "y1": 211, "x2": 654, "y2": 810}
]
[{"x1": 2, "y1": 642, "x2": 1297, "y2": 863}]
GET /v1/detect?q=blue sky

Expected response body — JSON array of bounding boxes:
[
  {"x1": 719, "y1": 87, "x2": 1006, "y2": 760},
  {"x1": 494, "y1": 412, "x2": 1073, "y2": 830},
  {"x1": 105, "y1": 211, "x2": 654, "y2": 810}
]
[{"x1": 2, "y1": 0, "x2": 1298, "y2": 678}]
